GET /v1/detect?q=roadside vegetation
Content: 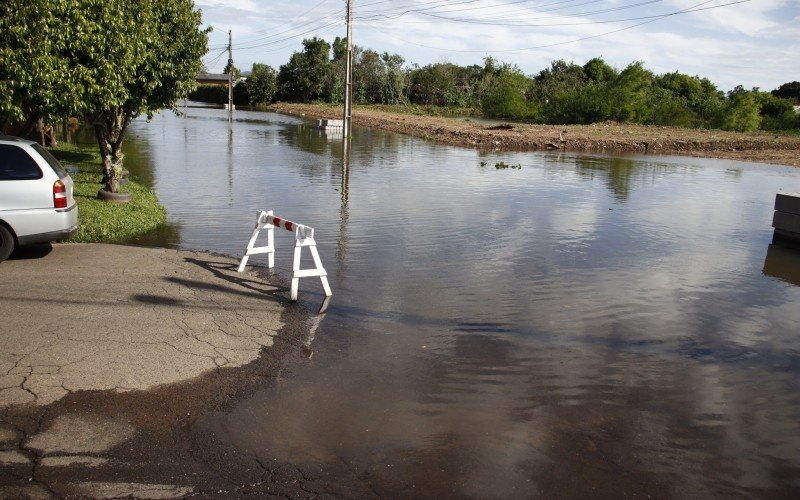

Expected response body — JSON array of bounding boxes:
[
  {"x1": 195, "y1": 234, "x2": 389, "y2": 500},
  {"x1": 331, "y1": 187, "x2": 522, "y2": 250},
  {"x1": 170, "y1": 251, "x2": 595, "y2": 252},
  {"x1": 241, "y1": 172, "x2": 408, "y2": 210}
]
[
  {"x1": 200, "y1": 36, "x2": 800, "y2": 134},
  {"x1": 49, "y1": 144, "x2": 166, "y2": 242},
  {"x1": 1, "y1": 0, "x2": 208, "y2": 196}
]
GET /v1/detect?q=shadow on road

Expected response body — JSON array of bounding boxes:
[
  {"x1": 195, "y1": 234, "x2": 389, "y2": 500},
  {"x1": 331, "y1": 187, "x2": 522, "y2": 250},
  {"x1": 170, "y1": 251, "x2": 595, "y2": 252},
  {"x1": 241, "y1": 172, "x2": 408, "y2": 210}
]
[
  {"x1": 9, "y1": 243, "x2": 53, "y2": 260},
  {"x1": 181, "y1": 257, "x2": 289, "y2": 300}
]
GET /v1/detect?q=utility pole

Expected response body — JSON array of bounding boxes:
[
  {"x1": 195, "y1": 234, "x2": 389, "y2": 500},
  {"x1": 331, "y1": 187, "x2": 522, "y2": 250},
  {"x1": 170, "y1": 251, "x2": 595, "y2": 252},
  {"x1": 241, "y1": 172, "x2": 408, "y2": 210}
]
[
  {"x1": 343, "y1": 0, "x2": 353, "y2": 138},
  {"x1": 227, "y1": 29, "x2": 233, "y2": 123}
]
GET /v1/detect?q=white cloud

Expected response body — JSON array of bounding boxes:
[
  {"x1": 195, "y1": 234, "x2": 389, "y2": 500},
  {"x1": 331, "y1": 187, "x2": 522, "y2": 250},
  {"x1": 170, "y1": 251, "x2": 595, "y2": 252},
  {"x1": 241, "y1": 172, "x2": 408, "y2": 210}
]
[
  {"x1": 196, "y1": 0, "x2": 260, "y2": 12},
  {"x1": 666, "y1": 0, "x2": 789, "y2": 36},
  {"x1": 197, "y1": 0, "x2": 800, "y2": 90}
]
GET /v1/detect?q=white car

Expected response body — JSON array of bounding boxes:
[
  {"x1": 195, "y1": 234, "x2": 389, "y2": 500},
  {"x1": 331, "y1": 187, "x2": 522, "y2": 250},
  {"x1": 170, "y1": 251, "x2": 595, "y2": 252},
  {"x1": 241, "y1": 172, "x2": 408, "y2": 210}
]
[{"x1": 0, "y1": 135, "x2": 78, "y2": 261}]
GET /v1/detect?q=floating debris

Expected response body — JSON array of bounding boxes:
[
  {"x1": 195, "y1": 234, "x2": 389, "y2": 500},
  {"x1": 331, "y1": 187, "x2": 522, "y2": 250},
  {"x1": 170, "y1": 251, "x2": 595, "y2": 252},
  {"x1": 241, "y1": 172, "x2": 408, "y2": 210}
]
[{"x1": 494, "y1": 161, "x2": 522, "y2": 170}]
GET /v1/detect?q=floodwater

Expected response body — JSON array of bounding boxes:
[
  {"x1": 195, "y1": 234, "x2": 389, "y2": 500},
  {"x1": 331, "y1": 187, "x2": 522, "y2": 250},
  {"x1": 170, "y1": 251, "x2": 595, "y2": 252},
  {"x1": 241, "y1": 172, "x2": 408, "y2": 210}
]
[{"x1": 123, "y1": 106, "x2": 800, "y2": 497}]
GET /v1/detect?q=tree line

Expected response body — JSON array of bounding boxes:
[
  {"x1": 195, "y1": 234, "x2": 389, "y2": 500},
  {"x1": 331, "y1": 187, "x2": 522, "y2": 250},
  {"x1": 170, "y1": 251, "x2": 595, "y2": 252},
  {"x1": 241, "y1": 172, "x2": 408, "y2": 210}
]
[{"x1": 199, "y1": 36, "x2": 800, "y2": 133}]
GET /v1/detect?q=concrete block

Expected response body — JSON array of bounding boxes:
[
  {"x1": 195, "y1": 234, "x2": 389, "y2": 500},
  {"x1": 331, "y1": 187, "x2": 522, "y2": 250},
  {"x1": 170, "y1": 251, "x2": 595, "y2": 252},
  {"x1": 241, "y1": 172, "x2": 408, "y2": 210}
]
[
  {"x1": 773, "y1": 211, "x2": 800, "y2": 234},
  {"x1": 775, "y1": 192, "x2": 800, "y2": 215},
  {"x1": 317, "y1": 119, "x2": 343, "y2": 129}
]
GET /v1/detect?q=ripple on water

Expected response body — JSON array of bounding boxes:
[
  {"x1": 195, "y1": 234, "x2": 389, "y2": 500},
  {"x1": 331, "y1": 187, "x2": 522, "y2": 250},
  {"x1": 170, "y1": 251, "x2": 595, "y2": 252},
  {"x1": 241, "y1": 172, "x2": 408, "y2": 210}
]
[{"x1": 127, "y1": 108, "x2": 800, "y2": 497}]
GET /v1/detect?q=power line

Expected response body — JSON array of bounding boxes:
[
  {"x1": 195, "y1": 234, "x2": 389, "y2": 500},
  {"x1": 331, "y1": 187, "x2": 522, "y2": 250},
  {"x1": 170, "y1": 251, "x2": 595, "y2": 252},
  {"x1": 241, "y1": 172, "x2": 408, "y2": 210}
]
[
  {"x1": 410, "y1": 0, "x2": 682, "y2": 26},
  {"x1": 356, "y1": 0, "x2": 679, "y2": 25},
  {"x1": 203, "y1": 47, "x2": 228, "y2": 68},
  {"x1": 356, "y1": 0, "x2": 603, "y2": 21},
  {"x1": 362, "y1": 0, "x2": 751, "y2": 53},
  {"x1": 206, "y1": 3, "x2": 343, "y2": 50},
  {"x1": 356, "y1": 0, "x2": 486, "y2": 21},
  {"x1": 235, "y1": 19, "x2": 345, "y2": 51},
  {"x1": 218, "y1": 14, "x2": 343, "y2": 49}
]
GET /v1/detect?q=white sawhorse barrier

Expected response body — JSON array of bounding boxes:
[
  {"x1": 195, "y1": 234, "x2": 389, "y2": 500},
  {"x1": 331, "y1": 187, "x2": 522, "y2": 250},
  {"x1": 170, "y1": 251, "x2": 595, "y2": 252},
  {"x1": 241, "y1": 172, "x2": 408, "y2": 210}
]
[{"x1": 238, "y1": 210, "x2": 332, "y2": 301}]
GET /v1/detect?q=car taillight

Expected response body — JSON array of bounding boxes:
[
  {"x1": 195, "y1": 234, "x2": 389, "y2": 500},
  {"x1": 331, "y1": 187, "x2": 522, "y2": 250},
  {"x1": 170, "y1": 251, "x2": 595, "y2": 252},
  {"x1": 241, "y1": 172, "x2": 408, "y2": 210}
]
[{"x1": 53, "y1": 180, "x2": 67, "y2": 209}]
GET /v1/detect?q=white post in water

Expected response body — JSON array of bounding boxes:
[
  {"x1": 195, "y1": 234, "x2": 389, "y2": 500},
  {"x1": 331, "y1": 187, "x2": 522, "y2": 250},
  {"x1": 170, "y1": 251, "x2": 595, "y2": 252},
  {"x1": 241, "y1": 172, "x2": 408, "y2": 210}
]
[
  {"x1": 227, "y1": 30, "x2": 233, "y2": 123},
  {"x1": 342, "y1": 0, "x2": 353, "y2": 138},
  {"x1": 238, "y1": 211, "x2": 332, "y2": 301}
]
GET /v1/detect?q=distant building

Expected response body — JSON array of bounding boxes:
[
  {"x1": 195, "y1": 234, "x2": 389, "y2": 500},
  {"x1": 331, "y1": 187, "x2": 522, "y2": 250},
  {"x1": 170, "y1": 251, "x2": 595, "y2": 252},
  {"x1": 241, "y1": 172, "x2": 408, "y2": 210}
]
[
  {"x1": 196, "y1": 72, "x2": 231, "y2": 86},
  {"x1": 794, "y1": 105, "x2": 800, "y2": 115}
]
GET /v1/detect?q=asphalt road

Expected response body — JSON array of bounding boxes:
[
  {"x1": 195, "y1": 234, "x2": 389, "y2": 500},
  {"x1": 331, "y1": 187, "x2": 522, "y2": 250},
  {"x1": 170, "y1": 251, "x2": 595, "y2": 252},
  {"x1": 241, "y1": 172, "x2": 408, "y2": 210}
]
[{"x1": 0, "y1": 243, "x2": 340, "y2": 498}]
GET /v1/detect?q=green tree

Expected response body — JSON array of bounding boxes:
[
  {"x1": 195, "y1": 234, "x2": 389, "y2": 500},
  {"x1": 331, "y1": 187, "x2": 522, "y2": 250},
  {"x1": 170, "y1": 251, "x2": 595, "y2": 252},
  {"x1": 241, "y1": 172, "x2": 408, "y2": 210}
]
[
  {"x1": 0, "y1": 0, "x2": 136, "y2": 135},
  {"x1": 544, "y1": 81, "x2": 613, "y2": 124},
  {"x1": 529, "y1": 60, "x2": 586, "y2": 103},
  {"x1": 609, "y1": 62, "x2": 655, "y2": 123},
  {"x1": 89, "y1": 0, "x2": 208, "y2": 193},
  {"x1": 382, "y1": 53, "x2": 407, "y2": 105},
  {"x1": 277, "y1": 37, "x2": 334, "y2": 103},
  {"x1": 1, "y1": 0, "x2": 206, "y2": 194},
  {"x1": 644, "y1": 86, "x2": 696, "y2": 127},
  {"x1": 407, "y1": 62, "x2": 481, "y2": 108},
  {"x1": 655, "y1": 72, "x2": 726, "y2": 127},
  {"x1": 583, "y1": 57, "x2": 617, "y2": 83},
  {"x1": 224, "y1": 61, "x2": 242, "y2": 80},
  {"x1": 754, "y1": 91, "x2": 798, "y2": 130},
  {"x1": 327, "y1": 37, "x2": 349, "y2": 105},
  {"x1": 332, "y1": 36, "x2": 347, "y2": 62},
  {"x1": 481, "y1": 62, "x2": 536, "y2": 120},
  {"x1": 773, "y1": 81, "x2": 800, "y2": 103},
  {"x1": 276, "y1": 52, "x2": 305, "y2": 102},
  {"x1": 408, "y1": 63, "x2": 454, "y2": 106},
  {"x1": 354, "y1": 49, "x2": 384, "y2": 104},
  {"x1": 245, "y1": 63, "x2": 277, "y2": 105},
  {"x1": 723, "y1": 90, "x2": 762, "y2": 131}
]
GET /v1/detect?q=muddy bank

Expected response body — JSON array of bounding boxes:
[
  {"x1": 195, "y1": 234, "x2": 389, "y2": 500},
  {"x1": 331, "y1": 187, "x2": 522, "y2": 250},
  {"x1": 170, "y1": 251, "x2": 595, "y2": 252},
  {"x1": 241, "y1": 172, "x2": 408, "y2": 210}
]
[{"x1": 270, "y1": 103, "x2": 800, "y2": 167}]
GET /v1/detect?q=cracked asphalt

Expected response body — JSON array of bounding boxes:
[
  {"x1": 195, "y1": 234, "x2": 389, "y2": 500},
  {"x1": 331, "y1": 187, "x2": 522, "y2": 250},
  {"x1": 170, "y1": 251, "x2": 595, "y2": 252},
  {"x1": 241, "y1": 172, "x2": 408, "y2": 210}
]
[
  {"x1": 0, "y1": 243, "x2": 345, "y2": 498},
  {"x1": 1, "y1": 244, "x2": 285, "y2": 408}
]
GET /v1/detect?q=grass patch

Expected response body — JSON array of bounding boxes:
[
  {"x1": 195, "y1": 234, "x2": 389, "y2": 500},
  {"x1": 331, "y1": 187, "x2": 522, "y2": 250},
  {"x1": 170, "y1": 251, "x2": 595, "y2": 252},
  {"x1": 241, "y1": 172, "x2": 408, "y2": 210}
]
[
  {"x1": 49, "y1": 143, "x2": 166, "y2": 242},
  {"x1": 365, "y1": 103, "x2": 480, "y2": 117}
]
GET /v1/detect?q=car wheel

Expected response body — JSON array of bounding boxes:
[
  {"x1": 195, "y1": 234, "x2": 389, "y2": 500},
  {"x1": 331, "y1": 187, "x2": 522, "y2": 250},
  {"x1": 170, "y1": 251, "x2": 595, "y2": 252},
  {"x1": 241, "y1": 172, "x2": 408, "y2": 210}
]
[{"x1": 0, "y1": 224, "x2": 15, "y2": 262}]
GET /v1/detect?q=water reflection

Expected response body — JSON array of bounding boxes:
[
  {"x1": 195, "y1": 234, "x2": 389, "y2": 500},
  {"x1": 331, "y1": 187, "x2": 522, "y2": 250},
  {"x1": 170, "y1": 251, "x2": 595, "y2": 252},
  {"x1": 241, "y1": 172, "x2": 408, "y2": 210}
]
[
  {"x1": 120, "y1": 131, "x2": 156, "y2": 187},
  {"x1": 571, "y1": 155, "x2": 685, "y2": 202},
  {"x1": 122, "y1": 107, "x2": 800, "y2": 497},
  {"x1": 278, "y1": 124, "x2": 331, "y2": 156},
  {"x1": 763, "y1": 242, "x2": 800, "y2": 286},
  {"x1": 337, "y1": 136, "x2": 350, "y2": 283}
]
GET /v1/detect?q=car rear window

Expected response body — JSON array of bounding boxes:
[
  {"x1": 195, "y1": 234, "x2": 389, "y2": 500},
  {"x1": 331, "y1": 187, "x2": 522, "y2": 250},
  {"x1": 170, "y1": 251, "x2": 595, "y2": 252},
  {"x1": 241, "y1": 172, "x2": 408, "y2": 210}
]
[
  {"x1": 31, "y1": 143, "x2": 69, "y2": 178},
  {"x1": 0, "y1": 144, "x2": 43, "y2": 180}
]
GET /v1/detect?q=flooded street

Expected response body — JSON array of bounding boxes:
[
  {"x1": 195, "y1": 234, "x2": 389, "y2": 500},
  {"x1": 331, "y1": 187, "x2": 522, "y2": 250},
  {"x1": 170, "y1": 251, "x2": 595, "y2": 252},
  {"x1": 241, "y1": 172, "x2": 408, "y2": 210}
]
[{"x1": 125, "y1": 106, "x2": 800, "y2": 497}]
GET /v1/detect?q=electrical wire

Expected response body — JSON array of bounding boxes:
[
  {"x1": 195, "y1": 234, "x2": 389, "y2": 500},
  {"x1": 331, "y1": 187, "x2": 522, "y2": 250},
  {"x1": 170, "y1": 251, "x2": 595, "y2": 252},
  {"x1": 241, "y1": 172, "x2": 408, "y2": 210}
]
[{"x1": 362, "y1": 0, "x2": 751, "y2": 53}]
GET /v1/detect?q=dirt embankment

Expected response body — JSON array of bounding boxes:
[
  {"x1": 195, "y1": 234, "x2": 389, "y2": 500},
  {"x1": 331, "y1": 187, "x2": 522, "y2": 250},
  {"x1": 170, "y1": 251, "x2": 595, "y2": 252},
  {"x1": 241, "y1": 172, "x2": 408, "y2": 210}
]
[{"x1": 270, "y1": 103, "x2": 800, "y2": 167}]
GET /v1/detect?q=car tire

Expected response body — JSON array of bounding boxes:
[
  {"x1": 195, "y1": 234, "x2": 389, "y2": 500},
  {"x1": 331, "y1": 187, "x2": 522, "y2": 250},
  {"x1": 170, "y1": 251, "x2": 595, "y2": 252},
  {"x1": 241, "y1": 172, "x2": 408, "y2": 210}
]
[{"x1": 0, "y1": 224, "x2": 15, "y2": 262}]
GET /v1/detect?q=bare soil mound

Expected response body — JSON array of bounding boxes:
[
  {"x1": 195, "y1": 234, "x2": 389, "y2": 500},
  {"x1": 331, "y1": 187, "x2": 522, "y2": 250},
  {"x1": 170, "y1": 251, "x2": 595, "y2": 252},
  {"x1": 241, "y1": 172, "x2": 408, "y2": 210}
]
[{"x1": 271, "y1": 103, "x2": 800, "y2": 167}]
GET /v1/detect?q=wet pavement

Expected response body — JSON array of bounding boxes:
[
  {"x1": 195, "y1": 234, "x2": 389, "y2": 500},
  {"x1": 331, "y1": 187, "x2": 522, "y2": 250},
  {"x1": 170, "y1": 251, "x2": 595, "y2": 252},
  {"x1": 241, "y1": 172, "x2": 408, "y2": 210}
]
[{"x1": 0, "y1": 244, "x2": 326, "y2": 497}]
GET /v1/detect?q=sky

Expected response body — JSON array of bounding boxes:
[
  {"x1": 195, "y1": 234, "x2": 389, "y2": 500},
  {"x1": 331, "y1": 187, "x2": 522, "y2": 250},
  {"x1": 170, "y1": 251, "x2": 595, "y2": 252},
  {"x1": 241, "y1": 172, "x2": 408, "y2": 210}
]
[{"x1": 196, "y1": 0, "x2": 800, "y2": 92}]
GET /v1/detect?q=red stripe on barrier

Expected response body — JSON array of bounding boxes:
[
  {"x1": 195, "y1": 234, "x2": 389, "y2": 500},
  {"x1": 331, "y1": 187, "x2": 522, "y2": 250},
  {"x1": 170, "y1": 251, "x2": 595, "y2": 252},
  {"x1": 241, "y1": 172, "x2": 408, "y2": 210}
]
[{"x1": 268, "y1": 216, "x2": 299, "y2": 233}]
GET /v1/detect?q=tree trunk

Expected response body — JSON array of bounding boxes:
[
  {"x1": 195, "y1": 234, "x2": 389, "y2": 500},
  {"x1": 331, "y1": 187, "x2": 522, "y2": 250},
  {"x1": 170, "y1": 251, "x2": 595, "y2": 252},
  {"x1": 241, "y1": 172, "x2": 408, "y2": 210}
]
[
  {"x1": 5, "y1": 113, "x2": 39, "y2": 139},
  {"x1": 93, "y1": 107, "x2": 131, "y2": 194}
]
